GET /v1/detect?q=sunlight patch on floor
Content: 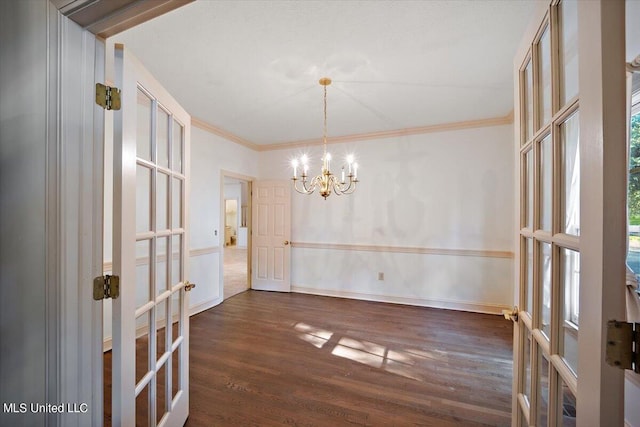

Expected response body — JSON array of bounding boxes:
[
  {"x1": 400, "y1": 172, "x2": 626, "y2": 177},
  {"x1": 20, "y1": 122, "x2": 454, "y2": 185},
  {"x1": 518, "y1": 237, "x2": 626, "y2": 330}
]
[
  {"x1": 331, "y1": 337, "x2": 421, "y2": 381},
  {"x1": 293, "y1": 322, "x2": 429, "y2": 382},
  {"x1": 337, "y1": 337, "x2": 385, "y2": 357},
  {"x1": 332, "y1": 344, "x2": 383, "y2": 368},
  {"x1": 384, "y1": 360, "x2": 423, "y2": 381},
  {"x1": 294, "y1": 322, "x2": 333, "y2": 349}
]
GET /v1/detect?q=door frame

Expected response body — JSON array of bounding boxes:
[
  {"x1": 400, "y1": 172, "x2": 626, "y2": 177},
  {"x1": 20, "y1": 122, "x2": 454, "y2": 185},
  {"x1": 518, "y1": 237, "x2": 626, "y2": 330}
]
[
  {"x1": 44, "y1": 11, "x2": 106, "y2": 426},
  {"x1": 576, "y1": 2, "x2": 627, "y2": 422},
  {"x1": 220, "y1": 170, "x2": 254, "y2": 300}
]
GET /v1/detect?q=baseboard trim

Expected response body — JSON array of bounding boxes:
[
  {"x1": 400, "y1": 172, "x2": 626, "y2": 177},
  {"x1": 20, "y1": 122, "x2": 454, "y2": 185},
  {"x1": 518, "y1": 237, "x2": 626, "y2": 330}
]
[
  {"x1": 291, "y1": 286, "x2": 510, "y2": 315},
  {"x1": 251, "y1": 284, "x2": 292, "y2": 292},
  {"x1": 189, "y1": 297, "x2": 222, "y2": 316}
]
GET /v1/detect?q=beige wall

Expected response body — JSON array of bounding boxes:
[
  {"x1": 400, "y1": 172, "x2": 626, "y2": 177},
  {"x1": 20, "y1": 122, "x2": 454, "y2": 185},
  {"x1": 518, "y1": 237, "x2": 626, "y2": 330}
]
[{"x1": 259, "y1": 124, "x2": 515, "y2": 313}]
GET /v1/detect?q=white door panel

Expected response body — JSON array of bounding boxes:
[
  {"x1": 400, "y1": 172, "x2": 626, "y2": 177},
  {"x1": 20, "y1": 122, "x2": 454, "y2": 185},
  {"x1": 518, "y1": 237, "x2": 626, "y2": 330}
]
[{"x1": 252, "y1": 180, "x2": 291, "y2": 292}]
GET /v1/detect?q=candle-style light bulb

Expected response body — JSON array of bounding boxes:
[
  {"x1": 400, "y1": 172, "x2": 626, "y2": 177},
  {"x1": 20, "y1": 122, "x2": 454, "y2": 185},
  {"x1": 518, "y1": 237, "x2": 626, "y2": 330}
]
[
  {"x1": 291, "y1": 159, "x2": 298, "y2": 178},
  {"x1": 341, "y1": 167, "x2": 345, "y2": 184},
  {"x1": 346, "y1": 154, "x2": 354, "y2": 175},
  {"x1": 353, "y1": 162, "x2": 358, "y2": 179}
]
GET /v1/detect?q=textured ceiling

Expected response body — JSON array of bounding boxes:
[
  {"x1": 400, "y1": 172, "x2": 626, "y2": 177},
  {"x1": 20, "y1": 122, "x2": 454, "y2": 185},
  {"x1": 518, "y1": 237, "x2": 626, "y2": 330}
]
[{"x1": 113, "y1": 0, "x2": 541, "y2": 145}]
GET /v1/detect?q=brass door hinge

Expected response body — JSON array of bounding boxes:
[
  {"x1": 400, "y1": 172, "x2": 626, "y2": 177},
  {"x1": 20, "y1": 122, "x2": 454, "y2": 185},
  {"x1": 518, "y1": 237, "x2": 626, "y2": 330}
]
[
  {"x1": 93, "y1": 274, "x2": 120, "y2": 300},
  {"x1": 96, "y1": 83, "x2": 121, "y2": 110},
  {"x1": 606, "y1": 320, "x2": 639, "y2": 373}
]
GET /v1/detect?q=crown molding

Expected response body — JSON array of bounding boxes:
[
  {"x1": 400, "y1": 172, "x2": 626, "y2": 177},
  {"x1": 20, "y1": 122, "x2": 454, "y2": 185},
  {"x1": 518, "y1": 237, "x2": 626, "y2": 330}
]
[
  {"x1": 260, "y1": 113, "x2": 515, "y2": 152},
  {"x1": 191, "y1": 112, "x2": 514, "y2": 152},
  {"x1": 191, "y1": 117, "x2": 260, "y2": 151}
]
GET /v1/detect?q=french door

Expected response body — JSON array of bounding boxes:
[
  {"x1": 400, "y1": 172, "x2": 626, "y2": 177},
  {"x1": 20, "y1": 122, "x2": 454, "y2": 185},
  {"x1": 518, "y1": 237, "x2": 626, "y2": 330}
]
[
  {"x1": 112, "y1": 43, "x2": 191, "y2": 426},
  {"x1": 514, "y1": 1, "x2": 626, "y2": 426},
  {"x1": 251, "y1": 180, "x2": 291, "y2": 292}
]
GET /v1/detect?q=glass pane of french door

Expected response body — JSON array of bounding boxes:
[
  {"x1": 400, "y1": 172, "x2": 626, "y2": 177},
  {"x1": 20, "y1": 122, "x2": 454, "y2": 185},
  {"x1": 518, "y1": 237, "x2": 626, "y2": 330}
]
[
  {"x1": 559, "y1": 249, "x2": 579, "y2": 375},
  {"x1": 558, "y1": 0, "x2": 579, "y2": 106},
  {"x1": 561, "y1": 112, "x2": 580, "y2": 236},
  {"x1": 537, "y1": 25, "x2": 551, "y2": 129}
]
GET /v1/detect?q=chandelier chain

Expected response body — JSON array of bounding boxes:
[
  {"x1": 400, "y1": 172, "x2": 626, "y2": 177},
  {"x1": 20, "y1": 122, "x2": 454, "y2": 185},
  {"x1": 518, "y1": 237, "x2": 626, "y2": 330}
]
[{"x1": 323, "y1": 84, "x2": 328, "y2": 157}]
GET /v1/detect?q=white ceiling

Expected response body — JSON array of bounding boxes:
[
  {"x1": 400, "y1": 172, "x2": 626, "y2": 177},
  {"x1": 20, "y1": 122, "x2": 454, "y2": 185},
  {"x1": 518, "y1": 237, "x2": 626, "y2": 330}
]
[{"x1": 113, "y1": 0, "x2": 541, "y2": 146}]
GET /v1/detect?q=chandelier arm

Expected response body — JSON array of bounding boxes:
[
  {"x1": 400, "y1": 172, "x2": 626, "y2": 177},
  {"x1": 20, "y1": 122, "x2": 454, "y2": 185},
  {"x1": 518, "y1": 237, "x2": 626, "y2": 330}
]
[
  {"x1": 336, "y1": 179, "x2": 353, "y2": 194},
  {"x1": 336, "y1": 177, "x2": 352, "y2": 196},
  {"x1": 293, "y1": 183, "x2": 308, "y2": 195},
  {"x1": 329, "y1": 176, "x2": 342, "y2": 196},
  {"x1": 293, "y1": 178, "x2": 314, "y2": 194},
  {"x1": 346, "y1": 181, "x2": 358, "y2": 194},
  {"x1": 309, "y1": 175, "x2": 324, "y2": 193},
  {"x1": 303, "y1": 179, "x2": 317, "y2": 194},
  {"x1": 341, "y1": 180, "x2": 358, "y2": 195}
]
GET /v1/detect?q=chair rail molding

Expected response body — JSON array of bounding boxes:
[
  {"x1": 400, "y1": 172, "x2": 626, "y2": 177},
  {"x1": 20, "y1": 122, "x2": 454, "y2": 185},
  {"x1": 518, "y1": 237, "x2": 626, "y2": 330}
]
[{"x1": 291, "y1": 241, "x2": 514, "y2": 259}]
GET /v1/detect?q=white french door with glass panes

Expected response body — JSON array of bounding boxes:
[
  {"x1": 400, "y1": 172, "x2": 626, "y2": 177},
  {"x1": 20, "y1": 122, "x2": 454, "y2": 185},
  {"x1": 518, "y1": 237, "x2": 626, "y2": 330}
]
[
  {"x1": 514, "y1": 1, "x2": 626, "y2": 426},
  {"x1": 112, "y1": 43, "x2": 191, "y2": 427}
]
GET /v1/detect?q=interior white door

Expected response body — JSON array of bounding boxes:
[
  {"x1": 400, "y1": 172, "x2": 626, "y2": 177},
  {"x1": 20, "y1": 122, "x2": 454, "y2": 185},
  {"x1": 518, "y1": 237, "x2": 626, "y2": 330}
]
[
  {"x1": 251, "y1": 180, "x2": 291, "y2": 292},
  {"x1": 512, "y1": 2, "x2": 627, "y2": 426},
  {"x1": 112, "y1": 43, "x2": 191, "y2": 427}
]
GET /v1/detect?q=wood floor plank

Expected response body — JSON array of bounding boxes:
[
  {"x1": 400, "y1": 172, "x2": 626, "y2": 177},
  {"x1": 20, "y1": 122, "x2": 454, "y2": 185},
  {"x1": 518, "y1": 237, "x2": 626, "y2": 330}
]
[
  {"x1": 183, "y1": 291, "x2": 513, "y2": 426},
  {"x1": 105, "y1": 290, "x2": 513, "y2": 426}
]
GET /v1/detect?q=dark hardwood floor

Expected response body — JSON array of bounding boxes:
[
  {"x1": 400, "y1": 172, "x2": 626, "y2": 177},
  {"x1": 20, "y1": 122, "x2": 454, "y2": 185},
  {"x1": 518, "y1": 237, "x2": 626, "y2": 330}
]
[
  {"x1": 105, "y1": 291, "x2": 514, "y2": 426},
  {"x1": 185, "y1": 291, "x2": 513, "y2": 426}
]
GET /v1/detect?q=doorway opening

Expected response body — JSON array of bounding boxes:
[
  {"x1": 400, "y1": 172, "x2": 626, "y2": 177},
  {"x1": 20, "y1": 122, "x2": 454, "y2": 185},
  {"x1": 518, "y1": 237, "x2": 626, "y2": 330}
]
[{"x1": 222, "y1": 175, "x2": 251, "y2": 299}]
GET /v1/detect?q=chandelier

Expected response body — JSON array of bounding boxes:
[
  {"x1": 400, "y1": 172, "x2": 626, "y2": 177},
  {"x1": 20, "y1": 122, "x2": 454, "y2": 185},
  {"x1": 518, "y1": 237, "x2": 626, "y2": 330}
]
[{"x1": 291, "y1": 77, "x2": 359, "y2": 199}]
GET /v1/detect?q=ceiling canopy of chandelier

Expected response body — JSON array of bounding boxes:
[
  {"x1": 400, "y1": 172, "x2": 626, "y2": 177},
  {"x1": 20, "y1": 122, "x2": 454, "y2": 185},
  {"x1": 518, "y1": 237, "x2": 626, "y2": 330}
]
[{"x1": 291, "y1": 77, "x2": 359, "y2": 199}]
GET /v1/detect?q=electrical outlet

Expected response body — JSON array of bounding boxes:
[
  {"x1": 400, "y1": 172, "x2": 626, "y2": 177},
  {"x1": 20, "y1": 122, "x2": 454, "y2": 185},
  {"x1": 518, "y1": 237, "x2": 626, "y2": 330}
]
[
  {"x1": 214, "y1": 229, "x2": 217, "y2": 236},
  {"x1": 378, "y1": 272, "x2": 384, "y2": 281}
]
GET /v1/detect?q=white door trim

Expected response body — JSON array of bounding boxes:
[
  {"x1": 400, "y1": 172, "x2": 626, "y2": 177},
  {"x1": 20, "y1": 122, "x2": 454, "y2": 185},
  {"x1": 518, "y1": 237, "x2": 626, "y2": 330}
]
[
  {"x1": 576, "y1": 1, "x2": 627, "y2": 423},
  {"x1": 50, "y1": 11, "x2": 105, "y2": 427},
  {"x1": 220, "y1": 170, "x2": 255, "y2": 301}
]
